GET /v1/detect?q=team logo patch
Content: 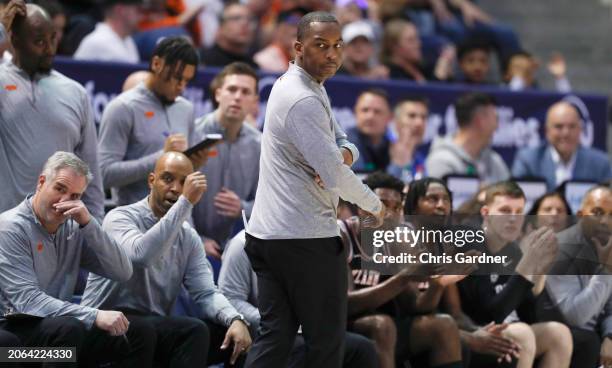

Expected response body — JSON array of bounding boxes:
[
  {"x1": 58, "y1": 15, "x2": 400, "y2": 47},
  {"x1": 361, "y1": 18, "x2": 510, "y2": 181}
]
[
  {"x1": 144, "y1": 111, "x2": 155, "y2": 118},
  {"x1": 37, "y1": 242, "x2": 43, "y2": 252},
  {"x1": 5, "y1": 85, "x2": 17, "y2": 91}
]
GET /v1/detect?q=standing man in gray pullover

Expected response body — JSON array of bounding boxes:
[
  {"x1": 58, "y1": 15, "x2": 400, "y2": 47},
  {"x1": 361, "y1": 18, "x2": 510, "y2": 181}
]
[
  {"x1": 192, "y1": 62, "x2": 262, "y2": 258},
  {"x1": 245, "y1": 11, "x2": 385, "y2": 368},
  {"x1": 0, "y1": 3, "x2": 104, "y2": 220},
  {"x1": 83, "y1": 152, "x2": 252, "y2": 366},
  {"x1": 0, "y1": 152, "x2": 151, "y2": 366},
  {"x1": 98, "y1": 36, "x2": 208, "y2": 206}
]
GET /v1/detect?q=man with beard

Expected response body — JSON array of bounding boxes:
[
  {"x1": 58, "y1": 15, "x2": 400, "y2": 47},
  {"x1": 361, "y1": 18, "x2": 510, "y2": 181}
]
[
  {"x1": 98, "y1": 36, "x2": 208, "y2": 206},
  {"x1": 82, "y1": 151, "x2": 252, "y2": 366},
  {"x1": 0, "y1": 3, "x2": 104, "y2": 220},
  {"x1": 543, "y1": 185, "x2": 612, "y2": 368}
]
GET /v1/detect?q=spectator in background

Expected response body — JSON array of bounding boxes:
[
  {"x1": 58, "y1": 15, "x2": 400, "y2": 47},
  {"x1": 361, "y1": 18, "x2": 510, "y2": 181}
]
[
  {"x1": 347, "y1": 88, "x2": 393, "y2": 173},
  {"x1": 381, "y1": 18, "x2": 454, "y2": 82},
  {"x1": 512, "y1": 101, "x2": 612, "y2": 190},
  {"x1": 200, "y1": 3, "x2": 258, "y2": 68},
  {"x1": 455, "y1": 37, "x2": 491, "y2": 84},
  {"x1": 426, "y1": 92, "x2": 510, "y2": 183},
  {"x1": 0, "y1": 0, "x2": 26, "y2": 62},
  {"x1": 0, "y1": 3, "x2": 105, "y2": 220},
  {"x1": 133, "y1": 0, "x2": 208, "y2": 61},
  {"x1": 381, "y1": 19, "x2": 429, "y2": 82},
  {"x1": 97, "y1": 36, "x2": 208, "y2": 206},
  {"x1": 192, "y1": 62, "x2": 261, "y2": 258},
  {"x1": 526, "y1": 191, "x2": 572, "y2": 233},
  {"x1": 138, "y1": 0, "x2": 206, "y2": 44},
  {"x1": 425, "y1": 0, "x2": 521, "y2": 61},
  {"x1": 503, "y1": 50, "x2": 571, "y2": 93},
  {"x1": 336, "y1": 20, "x2": 389, "y2": 79},
  {"x1": 254, "y1": 7, "x2": 305, "y2": 73},
  {"x1": 73, "y1": 0, "x2": 142, "y2": 63},
  {"x1": 387, "y1": 96, "x2": 429, "y2": 182},
  {"x1": 541, "y1": 185, "x2": 612, "y2": 368}
]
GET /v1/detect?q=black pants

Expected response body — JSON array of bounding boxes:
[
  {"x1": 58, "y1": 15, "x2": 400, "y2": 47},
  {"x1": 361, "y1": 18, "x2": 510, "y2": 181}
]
[
  {"x1": 0, "y1": 315, "x2": 153, "y2": 367},
  {"x1": 288, "y1": 332, "x2": 378, "y2": 368},
  {"x1": 0, "y1": 328, "x2": 20, "y2": 347},
  {"x1": 244, "y1": 234, "x2": 348, "y2": 368},
  {"x1": 122, "y1": 313, "x2": 240, "y2": 367},
  {"x1": 569, "y1": 327, "x2": 600, "y2": 368}
]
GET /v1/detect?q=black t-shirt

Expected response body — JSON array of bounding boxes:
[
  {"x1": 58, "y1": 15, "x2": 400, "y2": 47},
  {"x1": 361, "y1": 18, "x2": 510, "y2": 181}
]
[{"x1": 458, "y1": 241, "x2": 537, "y2": 325}]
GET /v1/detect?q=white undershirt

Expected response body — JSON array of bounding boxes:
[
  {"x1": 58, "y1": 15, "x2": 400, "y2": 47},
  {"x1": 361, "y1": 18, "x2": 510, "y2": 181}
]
[{"x1": 550, "y1": 146, "x2": 577, "y2": 186}]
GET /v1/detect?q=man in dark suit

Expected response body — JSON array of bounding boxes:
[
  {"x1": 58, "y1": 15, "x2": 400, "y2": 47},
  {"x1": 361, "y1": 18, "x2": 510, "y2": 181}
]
[{"x1": 512, "y1": 101, "x2": 611, "y2": 190}]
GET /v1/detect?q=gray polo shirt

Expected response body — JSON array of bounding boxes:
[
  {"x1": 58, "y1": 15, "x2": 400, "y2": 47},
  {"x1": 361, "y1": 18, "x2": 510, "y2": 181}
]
[
  {"x1": 98, "y1": 82, "x2": 195, "y2": 206},
  {"x1": 0, "y1": 197, "x2": 133, "y2": 328},
  {"x1": 82, "y1": 196, "x2": 240, "y2": 326},
  {"x1": 248, "y1": 63, "x2": 381, "y2": 239},
  {"x1": 0, "y1": 61, "x2": 104, "y2": 220},
  {"x1": 191, "y1": 112, "x2": 261, "y2": 246},
  {"x1": 546, "y1": 224, "x2": 612, "y2": 337}
]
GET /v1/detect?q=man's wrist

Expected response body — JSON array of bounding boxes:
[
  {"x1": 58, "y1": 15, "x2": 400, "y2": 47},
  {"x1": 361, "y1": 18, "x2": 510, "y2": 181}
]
[{"x1": 230, "y1": 314, "x2": 250, "y2": 328}]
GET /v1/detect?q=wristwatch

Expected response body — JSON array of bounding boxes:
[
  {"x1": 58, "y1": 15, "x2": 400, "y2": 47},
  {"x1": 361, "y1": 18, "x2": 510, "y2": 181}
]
[{"x1": 230, "y1": 314, "x2": 250, "y2": 328}]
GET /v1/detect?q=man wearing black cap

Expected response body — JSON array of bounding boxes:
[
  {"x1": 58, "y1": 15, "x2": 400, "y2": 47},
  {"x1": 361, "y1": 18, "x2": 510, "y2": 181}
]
[{"x1": 73, "y1": 0, "x2": 142, "y2": 62}]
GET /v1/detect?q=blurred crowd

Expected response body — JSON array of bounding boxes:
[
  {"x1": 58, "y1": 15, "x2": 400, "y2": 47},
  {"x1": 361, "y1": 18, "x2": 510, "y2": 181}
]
[{"x1": 0, "y1": 0, "x2": 573, "y2": 91}]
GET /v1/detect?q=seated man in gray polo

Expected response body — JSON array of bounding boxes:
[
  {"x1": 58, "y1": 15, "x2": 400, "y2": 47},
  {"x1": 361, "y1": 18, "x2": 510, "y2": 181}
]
[
  {"x1": 543, "y1": 185, "x2": 612, "y2": 368},
  {"x1": 82, "y1": 152, "x2": 252, "y2": 366},
  {"x1": 0, "y1": 151, "x2": 151, "y2": 366}
]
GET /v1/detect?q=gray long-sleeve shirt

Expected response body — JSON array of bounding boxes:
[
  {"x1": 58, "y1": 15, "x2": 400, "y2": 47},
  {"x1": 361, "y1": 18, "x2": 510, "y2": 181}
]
[
  {"x1": 248, "y1": 63, "x2": 381, "y2": 239},
  {"x1": 82, "y1": 196, "x2": 240, "y2": 326},
  {"x1": 545, "y1": 224, "x2": 612, "y2": 337},
  {"x1": 0, "y1": 61, "x2": 104, "y2": 220},
  {"x1": 191, "y1": 112, "x2": 261, "y2": 246},
  {"x1": 218, "y1": 230, "x2": 260, "y2": 330},
  {"x1": 0, "y1": 197, "x2": 133, "y2": 328},
  {"x1": 98, "y1": 82, "x2": 195, "y2": 206}
]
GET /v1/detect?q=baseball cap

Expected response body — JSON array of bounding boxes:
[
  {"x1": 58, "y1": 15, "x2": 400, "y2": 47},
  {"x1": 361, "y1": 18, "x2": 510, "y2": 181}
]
[{"x1": 342, "y1": 21, "x2": 375, "y2": 44}]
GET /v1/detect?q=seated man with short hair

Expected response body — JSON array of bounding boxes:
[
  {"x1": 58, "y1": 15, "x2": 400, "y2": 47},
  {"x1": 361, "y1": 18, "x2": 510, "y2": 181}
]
[
  {"x1": 458, "y1": 181, "x2": 573, "y2": 368},
  {"x1": 542, "y1": 185, "x2": 612, "y2": 368},
  {"x1": 0, "y1": 151, "x2": 150, "y2": 366},
  {"x1": 82, "y1": 151, "x2": 251, "y2": 366}
]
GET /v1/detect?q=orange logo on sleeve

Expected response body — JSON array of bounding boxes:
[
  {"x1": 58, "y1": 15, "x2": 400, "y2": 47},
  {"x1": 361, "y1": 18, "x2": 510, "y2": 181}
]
[
  {"x1": 145, "y1": 111, "x2": 155, "y2": 118},
  {"x1": 37, "y1": 242, "x2": 43, "y2": 252},
  {"x1": 5, "y1": 85, "x2": 17, "y2": 91}
]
